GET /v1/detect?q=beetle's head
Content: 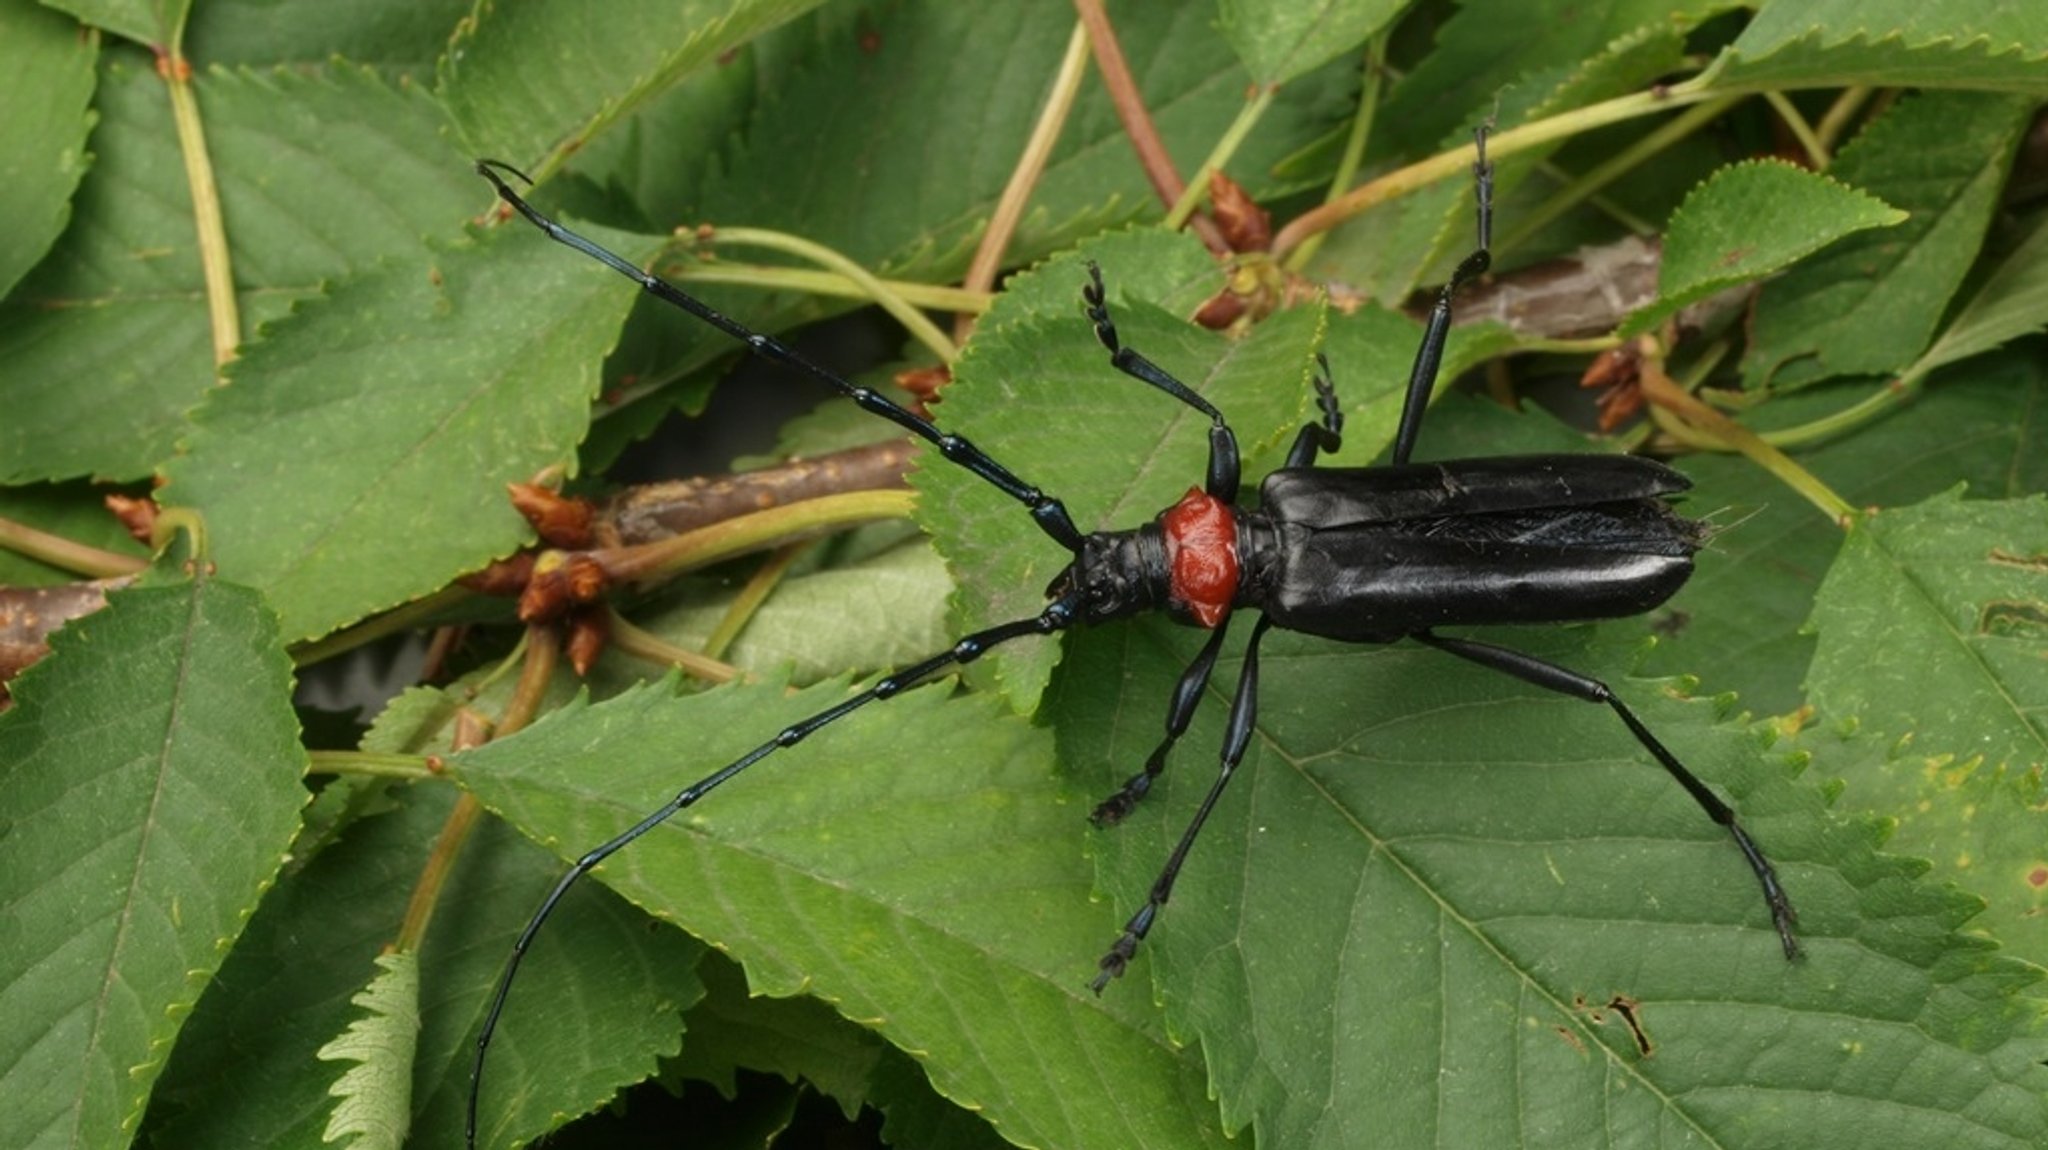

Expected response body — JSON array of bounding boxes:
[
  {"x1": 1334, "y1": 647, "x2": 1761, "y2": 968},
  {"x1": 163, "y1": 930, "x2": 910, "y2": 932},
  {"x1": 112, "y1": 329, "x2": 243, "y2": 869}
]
[{"x1": 1044, "y1": 525, "x2": 1167, "y2": 625}]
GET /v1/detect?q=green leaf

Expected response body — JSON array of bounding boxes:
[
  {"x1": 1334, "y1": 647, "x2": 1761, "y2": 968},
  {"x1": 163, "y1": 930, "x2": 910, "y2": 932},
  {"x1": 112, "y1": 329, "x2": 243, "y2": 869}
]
[
  {"x1": 671, "y1": 952, "x2": 1011, "y2": 1149},
  {"x1": 1380, "y1": 0, "x2": 1742, "y2": 159},
  {"x1": 1719, "y1": 0, "x2": 2048, "y2": 92},
  {"x1": 1634, "y1": 355, "x2": 2048, "y2": 712},
  {"x1": 1057, "y1": 620, "x2": 2048, "y2": 1148},
  {"x1": 0, "y1": 62, "x2": 481, "y2": 483},
  {"x1": 631, "y1": 536, "x2": 951, "y2": 684},
  {"x1": 1314, "y1": 19, "x2": 1695, "y2": 302},
  {"x1": 314, "y1": 951, "x2": 421, "y2": 1150},
  {"x1": 453, "y1": 678, "x2": 1233, "y2": 1150},
  {"x1": 451, "y1": 619, "x2": 2048, "y2": 1149},
  {"x1": 684, "y1": 3, "x2": 1352, "y2": 272},
  {"x1": 0, "y1": 575, "x2": 306, "y2": 1150},
  {"x1": 1741, "y1": 91, "x2": 2035, "y2": 390},
  {"x1": 0, "y1": 1, "x2": 95, "y2": 300},
  {"x1": 1904, "y1": 212, "x2": 2048, "y2": 385},
  {"x1": 1620, "y1": 159, "x2": 1906, "y2": 337},
  {"x1": 1217, "y1": 0, "x2": 1405, "y2": 86},
  {"x1": 1803, "y1": 490, "x2": 2048, "y2": 963},
  {"x1": 159, "y1": 223, "x2": 656, "y2": 644},
  {"x1": 141, "y1": 784, "x2": 707, "y2": 1150},
  {"x1": 41, "y1": 0, "x2": 187, "y2": 47},
  {"x1": 184, "y1": 0, "x2": 475, "y2": 76},
  {"x1": 438, "y1": 0, "x2": 827, "y2": 176}
]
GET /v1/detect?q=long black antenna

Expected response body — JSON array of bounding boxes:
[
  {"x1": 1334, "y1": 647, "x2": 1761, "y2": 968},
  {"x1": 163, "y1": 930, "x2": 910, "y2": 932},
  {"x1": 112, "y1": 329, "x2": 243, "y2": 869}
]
[
  {"x1": 474, "y1": 161, "x2": 1085, "y2": 553},
  {"x1": 465, "y1": 597, "x2": 1079, "y2": 1148}
]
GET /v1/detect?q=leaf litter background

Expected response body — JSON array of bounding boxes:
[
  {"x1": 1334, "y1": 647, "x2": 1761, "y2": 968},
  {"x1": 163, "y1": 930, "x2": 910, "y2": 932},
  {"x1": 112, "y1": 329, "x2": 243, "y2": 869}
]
[{"x1": 0, "y1": 1, "x2": 2044, "y2": 1149}]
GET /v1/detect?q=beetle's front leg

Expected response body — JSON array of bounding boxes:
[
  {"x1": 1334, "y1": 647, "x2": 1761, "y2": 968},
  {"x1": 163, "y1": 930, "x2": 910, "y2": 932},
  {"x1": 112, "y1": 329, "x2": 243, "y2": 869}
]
[{"x1": 1082, "y1": 262, "x2": 1241, "y2": 502}]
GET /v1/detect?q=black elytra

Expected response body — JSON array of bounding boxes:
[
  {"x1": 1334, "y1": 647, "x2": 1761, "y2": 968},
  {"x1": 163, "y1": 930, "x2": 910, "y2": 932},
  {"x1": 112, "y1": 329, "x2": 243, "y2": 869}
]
[{"x1": 465, "y1": 129, "x2": 1799, "y2": 1147}]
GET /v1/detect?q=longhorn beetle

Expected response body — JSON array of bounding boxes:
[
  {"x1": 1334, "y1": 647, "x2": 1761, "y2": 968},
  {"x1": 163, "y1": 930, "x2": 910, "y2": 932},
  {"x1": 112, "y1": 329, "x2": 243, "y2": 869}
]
[{"x1": 467, "y1": 129, "x2": 1800, "y2": 1146}]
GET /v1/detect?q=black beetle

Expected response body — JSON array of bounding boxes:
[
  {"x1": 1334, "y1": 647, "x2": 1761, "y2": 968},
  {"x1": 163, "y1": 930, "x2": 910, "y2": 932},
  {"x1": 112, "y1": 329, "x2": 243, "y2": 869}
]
[{"x1": 467, "y1": 127, "x2": 1798, "y2": 1145}]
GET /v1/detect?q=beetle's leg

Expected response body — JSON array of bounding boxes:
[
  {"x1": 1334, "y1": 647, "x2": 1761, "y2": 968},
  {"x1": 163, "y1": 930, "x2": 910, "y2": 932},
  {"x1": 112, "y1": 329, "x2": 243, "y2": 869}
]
[
  {"x1": 1093, "y1": 616, "x2": 1275, "y2": 991},
  {"x1": 469, "y1": 597, "x2": 1079, "y2": 1149},
  {"x1": 1083, "y1": 261, "x2": 1242, "y2": 503},
  {"x1": 475, "y1": 161, "x2": 1085, "y2": 553},
  {"x1": 1389, "y1": 127, "x2": 1494, "y2": 467},
  {"x1": 1413, "y1": 630, "x2": 1801, "y2": 960},
  {"x1": 1282, "y1": 354, "x2": 1345, "y2": 469},
  {"x1": 1092, "y1": 620, "x2": 1233, "y2": 826}
]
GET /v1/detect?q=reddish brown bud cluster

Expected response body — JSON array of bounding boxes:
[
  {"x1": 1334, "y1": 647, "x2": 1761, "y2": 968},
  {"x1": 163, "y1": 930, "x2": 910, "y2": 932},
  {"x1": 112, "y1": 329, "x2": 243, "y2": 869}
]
[{"x1": 1580, "y1": 344, "x2": 1647, "y2": 431}]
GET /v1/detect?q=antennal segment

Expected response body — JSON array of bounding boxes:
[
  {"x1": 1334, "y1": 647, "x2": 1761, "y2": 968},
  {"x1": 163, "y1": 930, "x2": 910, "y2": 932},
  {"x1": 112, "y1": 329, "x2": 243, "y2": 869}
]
[{"x1": 475, "y1": 160, "x2": 1085, "y2": 553}]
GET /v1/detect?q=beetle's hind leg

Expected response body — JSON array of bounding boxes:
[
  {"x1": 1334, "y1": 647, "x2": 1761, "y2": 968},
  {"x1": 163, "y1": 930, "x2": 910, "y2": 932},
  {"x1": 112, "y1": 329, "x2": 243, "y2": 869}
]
[
  {"x1": 1389, "y1": 127, "x2": 1493, "y2": 467},
  {"x1": 1414, "y1": 630, "x2": 1801, "y2": 959}
]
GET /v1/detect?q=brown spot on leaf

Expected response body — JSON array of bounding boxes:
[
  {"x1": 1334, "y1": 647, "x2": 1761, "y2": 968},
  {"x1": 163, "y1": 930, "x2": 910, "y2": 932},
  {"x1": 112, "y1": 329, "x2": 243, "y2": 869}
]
[
  {"x1": 1988, "y1": 548, "x2": 2048, "y2": 572},
  {"x1": 1978, "y1": 600, "x2": 2048, "y2": 638}
]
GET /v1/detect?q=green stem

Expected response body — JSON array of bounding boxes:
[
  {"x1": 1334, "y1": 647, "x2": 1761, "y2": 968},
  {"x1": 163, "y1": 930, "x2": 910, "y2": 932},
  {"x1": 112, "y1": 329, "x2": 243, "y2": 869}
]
[
  {"x1": 0, "y1": 516, "x2": 146, "y2": 578},
  {"x1": 150, "y1": 506, "x2": 210, "y2": 564},
  {"x1": 1763, "y1": 90, "x2": 1829, "y2": 169},
  {"x1": 711, "y1": 227, "x2": 958, "y2": 364},
  {"x1": 703, "y1": 541, "x2": 809, "y2": 660},
  {"x1": 1286, "y1": 34, "x2": 1387, "y2": 273},
  {"x1": 1640, "y1": 362, "x2": 1853, "y2": 526},
  {"x1": 1272, "y1": 78, "x2": 1723, "y2": 260},
  {"x1": 606, "y1": 607, "x2": 740, "y2": 684},
  {"x1": 1164, "y1": 84, "x2": 1278, "y2": 232},
  {"x1": 1815, "y1": 86, "x2": 1875, "y2": 152},
  {"x1": 1500, "y1": 95, "x2": 1741, "y2": 252},
  {"x1": 602, "y1": 489, "x2": 915, "y2": 586},
  {"x1": 290, "y1": 585, "x2": 473, "y2": 667},
  {"x1": 592, "y1": 264, "x2": 987, "y2": 416},
  {"x1": 308, "y1": 750, "x2": 437, "y2": 780},
  {"x1": 1751, "y1": 378, "x2": 1914, "y2": 449},
  {"x1": 161, "y1": 51, "x2": 240, "y2": 367},
  {"x1": 672, "y1": 265, "x2": 988, "y2": 313},
  {"x1": 961, "y1": 18, "x2": 1090, "y2": 314}
]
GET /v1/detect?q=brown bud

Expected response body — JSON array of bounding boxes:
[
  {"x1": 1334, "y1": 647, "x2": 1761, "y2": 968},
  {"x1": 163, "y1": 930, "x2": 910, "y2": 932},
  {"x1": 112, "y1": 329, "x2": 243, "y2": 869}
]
[
  {"x1": 563, "y1": 554, "x2": 608, "y2": 604},
  {"x1": 1579, "y1": 345, "x2": 1645, "y2": 431},
  {"x1": 104, "y1": 494, "x2": 157, "y2": 544},
  {"x1": 459, "y1": 552, "x2": 535, "y2": 598},
  {"x1": 565, "y1": 606, "x2": 610, "y2": 676},
  {"x1": 1192, "y1": 289, "x2": 1248, "y2": 331},
  {"x1": 518, "y1": 551, "x2": 571, "y2": 622},
  {"x1": 507, "y1": 482, "x2": 595, "y2": 549},
  {"x1": 1208, "y1": 170, "x2": 1272, "y2": 254},
  {"x1": 894, "y1": 364, "x2": 952, "y2": 410}
]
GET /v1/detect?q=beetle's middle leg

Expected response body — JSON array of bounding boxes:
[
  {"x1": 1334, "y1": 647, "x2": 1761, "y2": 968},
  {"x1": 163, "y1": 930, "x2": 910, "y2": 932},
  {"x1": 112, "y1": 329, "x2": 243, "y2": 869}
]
[
  {"x1": 1413, "y1": 630, "x2": 1801, "y2": 959},
  {"x1": 1092, "y1": 621, "x2": 1232, "y2": 826},
  {"x1": 1093, "y1": 362, "x2": 1343, "y2": 829}
]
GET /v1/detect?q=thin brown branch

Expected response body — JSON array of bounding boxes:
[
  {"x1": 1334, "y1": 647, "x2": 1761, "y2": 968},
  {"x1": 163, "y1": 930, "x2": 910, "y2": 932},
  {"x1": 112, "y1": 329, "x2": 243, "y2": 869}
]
[
  {"x1": 1072, "y1": 0, "x2": 1229, "y2": 254},
  {"x1": 598, "y1": 439, "x2": 914, "y2": 546}
]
